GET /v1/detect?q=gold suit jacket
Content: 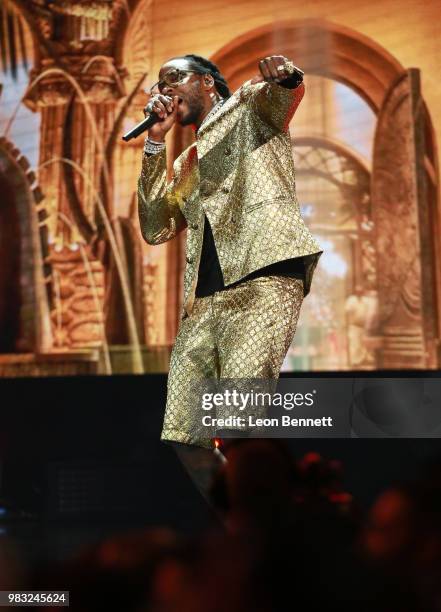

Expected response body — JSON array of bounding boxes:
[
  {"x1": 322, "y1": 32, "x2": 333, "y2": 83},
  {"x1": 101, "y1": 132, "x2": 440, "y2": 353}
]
[{"x1": 138, "y1": 78, "x2": 322, "y2": 316}]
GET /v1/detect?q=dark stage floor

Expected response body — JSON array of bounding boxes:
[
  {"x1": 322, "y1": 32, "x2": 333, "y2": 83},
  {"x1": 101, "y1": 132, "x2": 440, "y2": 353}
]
[{"x1": 0, "y1": 372, "x2": 440, "y2": 566}]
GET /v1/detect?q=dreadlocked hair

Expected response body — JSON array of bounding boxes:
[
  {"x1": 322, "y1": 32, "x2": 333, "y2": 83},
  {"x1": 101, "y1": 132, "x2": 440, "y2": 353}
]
[{"x1": 170, "y1": 54, "x2": 232, "y2": 99}]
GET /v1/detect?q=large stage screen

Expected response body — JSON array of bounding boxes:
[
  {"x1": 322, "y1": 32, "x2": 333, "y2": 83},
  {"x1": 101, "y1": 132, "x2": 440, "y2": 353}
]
[{"x1": 0, "y1": 1, "x2": 440, "y2": 377}]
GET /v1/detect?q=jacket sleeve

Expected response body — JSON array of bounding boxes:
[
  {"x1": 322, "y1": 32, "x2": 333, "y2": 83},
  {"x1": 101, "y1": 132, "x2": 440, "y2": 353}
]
[
  {"x1": 137, "y1": 148, "x2": 187, "y2": 245},
  {"x1": 241, "y1": 79, "x2": 305, "y2": 133}
]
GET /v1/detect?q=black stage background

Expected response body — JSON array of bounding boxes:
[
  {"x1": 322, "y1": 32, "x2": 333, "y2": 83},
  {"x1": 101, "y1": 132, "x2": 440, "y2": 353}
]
[{"x1": 0, "y1": 372, "x2": 440, "y2": 564}]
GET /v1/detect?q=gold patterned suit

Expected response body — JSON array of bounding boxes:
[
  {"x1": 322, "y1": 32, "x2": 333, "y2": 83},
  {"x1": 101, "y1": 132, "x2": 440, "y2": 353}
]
[{"x1": 138, "y1": 78, "x2": 322, "y2": 448}]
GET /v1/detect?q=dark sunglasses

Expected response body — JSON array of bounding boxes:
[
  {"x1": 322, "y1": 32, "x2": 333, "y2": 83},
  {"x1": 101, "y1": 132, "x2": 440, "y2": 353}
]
[{"x1": 148, "y1": 68, "x2": 204, "y2": 95}]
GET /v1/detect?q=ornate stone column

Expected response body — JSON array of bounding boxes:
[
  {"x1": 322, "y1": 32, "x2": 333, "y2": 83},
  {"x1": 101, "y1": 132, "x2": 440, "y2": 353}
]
[
  {"x1": 21, "y1": 1, "x2": 128, "y2": 350},
  {"x1": 24, "y1": 52, "x2": 125, "y2": 244},
  {"x1": 372, "y1": 69, "x2": 438, "y2": 368}
]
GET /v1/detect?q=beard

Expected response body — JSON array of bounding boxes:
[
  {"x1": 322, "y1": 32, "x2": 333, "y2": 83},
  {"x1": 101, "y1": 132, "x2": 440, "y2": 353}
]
[{"x1": 178, "y1": 83, "x2": 205, "y2": 126}]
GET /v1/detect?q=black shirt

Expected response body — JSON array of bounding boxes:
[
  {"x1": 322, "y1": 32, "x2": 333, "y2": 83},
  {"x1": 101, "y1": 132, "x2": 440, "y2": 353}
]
[{"x1": 195, "y1": 214, "x2": 305, "y2": 298}]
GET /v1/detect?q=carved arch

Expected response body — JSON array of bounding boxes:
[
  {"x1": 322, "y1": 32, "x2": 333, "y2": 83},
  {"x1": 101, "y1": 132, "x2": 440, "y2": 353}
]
[
  {"x1": 208, "y1": 20, "x2": 439, "y2": 367},
  {"x1": 211, "y1": 18, "x2": 404, "y2": 112},
  {"x1": 0, "y1": 136, "x2": 52, "y2": 352},
  {"x1": 1, "y1": 0, "x2": 46, "y2": 69}
]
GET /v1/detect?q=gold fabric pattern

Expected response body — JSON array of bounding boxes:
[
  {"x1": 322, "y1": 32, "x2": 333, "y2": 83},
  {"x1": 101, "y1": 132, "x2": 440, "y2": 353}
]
[{"x1": 162, "y1": 276, "x2": 304, "y2": 448}]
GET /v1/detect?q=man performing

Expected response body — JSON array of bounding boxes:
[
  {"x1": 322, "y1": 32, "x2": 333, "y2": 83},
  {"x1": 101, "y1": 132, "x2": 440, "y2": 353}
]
[{"x1": 138, "y1": 53, "x2": 322, "y2": 451}]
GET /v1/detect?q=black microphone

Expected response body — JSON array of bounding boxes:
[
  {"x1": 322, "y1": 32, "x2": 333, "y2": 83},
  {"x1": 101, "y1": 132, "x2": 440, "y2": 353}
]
[{"x1": 121, "y1": 112, "x2": 160, "y2": 142}]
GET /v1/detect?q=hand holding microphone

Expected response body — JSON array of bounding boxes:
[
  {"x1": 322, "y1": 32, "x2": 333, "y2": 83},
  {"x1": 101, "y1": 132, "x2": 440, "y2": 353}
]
[
  {"x1": 144, "y1": 94, "x2": 179, "y2": 142},
  {"x1": 122, "y1": 94, "x2": 179, "y2": 142}
]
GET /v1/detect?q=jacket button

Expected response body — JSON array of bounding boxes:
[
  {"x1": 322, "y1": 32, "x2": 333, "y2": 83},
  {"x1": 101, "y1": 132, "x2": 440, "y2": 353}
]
[
  {"x1": 182, "y1": 196, "x2": 188, "y2": 203},
  {"x1": 221, "y1": 186, "x2": 230, "y2": 194},
  {"x1": 186, "y1": 256, "x2": 193, "y2": 264},
  {"x1": 224, "y1": 147, "x2": 232, "y2": 156},
  {"x1": 191, "y1": 222, "x2": 199, "y2": 230}
]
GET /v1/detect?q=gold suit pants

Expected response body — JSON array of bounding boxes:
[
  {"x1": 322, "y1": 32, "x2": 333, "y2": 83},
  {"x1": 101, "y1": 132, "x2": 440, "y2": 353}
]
[{"x1": 161, "y1": 275, "x2": 304, "y2": 449}]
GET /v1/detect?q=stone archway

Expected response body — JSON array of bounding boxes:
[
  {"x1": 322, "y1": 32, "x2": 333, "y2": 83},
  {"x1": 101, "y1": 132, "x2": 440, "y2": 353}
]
[
  {"x1": 292, "y1": 135, "x2": 376, "y2": 370},
  {"x1": 0, "y1": 136, "x2": 52, "y2": 353},
  {"x1": 211, "y1": 18, "x2": 403, "y2": 111},
  {"x1": 209, "y1": 19, "x2": 440, "y2": 369},
  {"x1": 0, "y1": 166, "x2": 21, "y2": 352}
]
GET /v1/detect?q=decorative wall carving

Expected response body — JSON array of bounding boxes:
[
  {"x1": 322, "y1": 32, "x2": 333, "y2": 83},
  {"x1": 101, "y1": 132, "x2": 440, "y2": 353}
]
[
  {"x1": 50, "y1": 244, "x2": 104, "y2": 348},
  {"x1": 23, "y1": 52, "x2": 125, "y2": 242},
  {"x1": 371, "y1": 69, "x2": 438, "y2": 367}
]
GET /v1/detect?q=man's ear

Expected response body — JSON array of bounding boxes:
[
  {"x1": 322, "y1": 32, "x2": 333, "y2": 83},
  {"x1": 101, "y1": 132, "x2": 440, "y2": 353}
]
[{"x1": 203, "y1": 75, "x2": 214, "y2": 89}]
